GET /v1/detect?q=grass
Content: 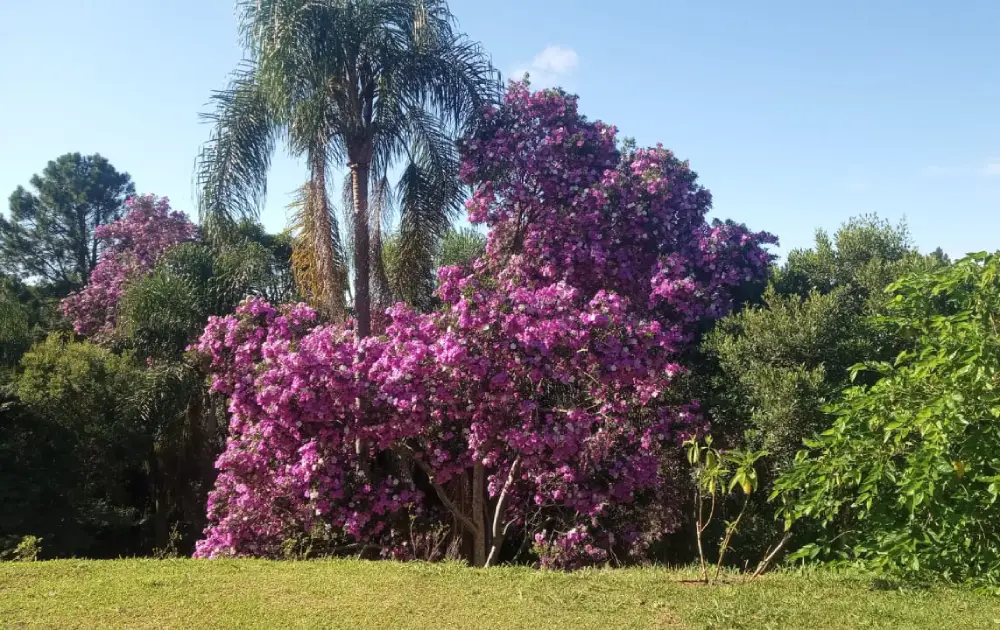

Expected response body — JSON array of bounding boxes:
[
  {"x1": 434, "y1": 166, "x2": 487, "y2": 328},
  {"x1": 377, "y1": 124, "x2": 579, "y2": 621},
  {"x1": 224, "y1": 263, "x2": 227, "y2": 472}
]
[{"x1": 0, "y1": 560, "x2": 997, "y2": 629}]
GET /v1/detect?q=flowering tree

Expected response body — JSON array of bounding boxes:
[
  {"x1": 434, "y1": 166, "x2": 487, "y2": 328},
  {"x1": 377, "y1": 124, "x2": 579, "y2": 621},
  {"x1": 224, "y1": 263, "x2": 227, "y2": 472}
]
[
  {"x1": 62, "y1": 195, "x2": 197, "y2": 337},
  {"x1": 193, "y1": 82, "x2": 776, "y2": 567}
]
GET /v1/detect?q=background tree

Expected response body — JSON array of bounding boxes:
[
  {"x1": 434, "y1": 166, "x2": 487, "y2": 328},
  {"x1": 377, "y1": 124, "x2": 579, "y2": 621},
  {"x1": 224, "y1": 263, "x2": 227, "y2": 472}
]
[
  {"x1": 381, "y1": 226, "x2": 486, "y2": 310},
  {"x1": 774, "y1": 214, "x2": 924, "y2": 304},
  {"x1": 3, "y1": 336, "x2": 147, "y2": 558},
  {"x1": 0, "y1": 195, "x2": 299, "y2": 558},
  {"x1": 197, "y1": 0, "x2": 500, "y2": 334},
  {"x1": 774, "y1": 252, "x2": 1000, "y2": 584},
  {"x1": 0, "y1": 286, "x2": 30, "y2": 374},
  {"x1": 700, "y1": 214, "x2": 947, "y2": 561},
  {"x1": 0, "y1": 153, "x2": 134, "y2": 296}
]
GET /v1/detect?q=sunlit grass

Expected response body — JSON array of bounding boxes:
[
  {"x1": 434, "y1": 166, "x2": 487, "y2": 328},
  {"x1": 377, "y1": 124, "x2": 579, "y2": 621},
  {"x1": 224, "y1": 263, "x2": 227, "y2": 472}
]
[{"x1": 1, "y1": 560, "x2": 997, "y2": 629}]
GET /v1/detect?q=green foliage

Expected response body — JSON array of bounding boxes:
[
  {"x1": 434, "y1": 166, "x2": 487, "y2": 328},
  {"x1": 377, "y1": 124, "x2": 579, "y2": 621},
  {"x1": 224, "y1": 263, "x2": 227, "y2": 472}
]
[
  {"x1": 3, "y1": 336, "x2": 148, "y2": 557},
  {"x1": 684, "y1": 435, "x2": 767, "y2": 583},
  {"x1": 702, "y1": 214, "x2": 947, "y2": 563},
  {"x1": 775, "y1": 214, "x2": 937, "y2": 305},
  {"x1": 705, "y1": 216, "x2": 931, "y2": 481},
  {"x1": 709, "y1": 215, "x2": 932, "y2": 461},
  {"x1": 437, "y1": 227, "x2": 486, "y2": 270},
  {"x1": 381, "y1": 227, "x2": 486, "y2": 310},
  {"x1": 2, "y1": 535, "x2": 43, "y2": 562},
  {"x1": 707, "y1": 286, "x2": 877, "y2": 463},
  {"x1": 117, "y1": 222, "x2": 297, "y2": 359},
  {"x1": 0, "y1": 290, "x2": 30, "y2": 371},
  {"x1": 0, "y1": 216, "x2": 293, "y2": 559},
  {"x1": 0, "y1": 273, "x2": 62, "y2": 345},
  {"x1": 0, "y1": 153, "x2": 134, "y2": 295},
  {"x1": 773, "y1": 252, "x2": 1000, "y2": 584},
  {"x1": 109, "y1": 222, "x2": 289, "y2": 549}
]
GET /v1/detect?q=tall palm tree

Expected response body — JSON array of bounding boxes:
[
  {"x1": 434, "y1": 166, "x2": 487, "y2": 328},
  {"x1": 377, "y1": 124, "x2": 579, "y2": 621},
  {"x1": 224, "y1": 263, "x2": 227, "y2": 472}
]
[{"x1": 197, "y1": 0, "x2": 499, "y2": 335}]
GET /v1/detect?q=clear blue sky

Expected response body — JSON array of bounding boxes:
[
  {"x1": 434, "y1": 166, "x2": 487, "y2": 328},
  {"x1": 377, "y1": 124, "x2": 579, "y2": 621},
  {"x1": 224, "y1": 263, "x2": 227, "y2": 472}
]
[{"x1": 1, "y1": 0, "x2": 998, "y2": 258}]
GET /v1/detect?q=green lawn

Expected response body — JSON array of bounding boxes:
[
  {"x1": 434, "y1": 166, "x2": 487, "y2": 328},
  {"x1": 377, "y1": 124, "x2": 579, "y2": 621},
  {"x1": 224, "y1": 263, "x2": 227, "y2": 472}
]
[{"x1": 0, "y1": 560, "x2": 996, "y2": 629}]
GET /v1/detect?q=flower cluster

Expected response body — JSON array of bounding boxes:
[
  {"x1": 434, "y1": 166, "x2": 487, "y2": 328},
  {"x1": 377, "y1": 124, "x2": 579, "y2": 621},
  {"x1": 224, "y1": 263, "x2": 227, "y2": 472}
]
[
  {"x1": 62, "y1": 195, "x2": 197, "y2": 337},
  {"x1": 192, "y1": 82, "x2": 776, "y2": 567}
]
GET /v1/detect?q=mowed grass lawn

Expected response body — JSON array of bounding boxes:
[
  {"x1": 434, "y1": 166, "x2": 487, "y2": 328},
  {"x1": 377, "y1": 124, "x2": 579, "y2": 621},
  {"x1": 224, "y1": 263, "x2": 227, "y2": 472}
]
[{"x1": 1, "y1": 560, "x2": 997, "y2": 630}]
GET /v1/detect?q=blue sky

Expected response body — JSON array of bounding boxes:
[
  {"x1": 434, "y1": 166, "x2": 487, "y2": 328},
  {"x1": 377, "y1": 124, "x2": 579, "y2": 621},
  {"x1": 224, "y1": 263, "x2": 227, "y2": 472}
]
[{"x1": 1, "y1": 0, "x2": 998, "y2": 258}]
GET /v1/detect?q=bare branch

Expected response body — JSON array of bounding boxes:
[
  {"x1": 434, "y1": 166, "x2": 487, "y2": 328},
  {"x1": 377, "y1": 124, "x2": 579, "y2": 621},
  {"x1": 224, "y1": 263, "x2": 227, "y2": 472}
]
[
  {"x1": 485, "y1": 456, "x2": 522, "y2": 568},
  {"x1": 750, "y1": 531, "x2": 793, "y2": 581},
  {"x1": 404, "y1": 450, "x2": 478, "y2": 535}
]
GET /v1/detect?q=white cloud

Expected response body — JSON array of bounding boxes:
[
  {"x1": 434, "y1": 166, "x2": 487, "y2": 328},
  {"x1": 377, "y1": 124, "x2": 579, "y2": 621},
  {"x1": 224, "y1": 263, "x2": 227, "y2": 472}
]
[
  {"x1": 512, "y1": 45, "x2": 579, "y2": 88},
  {"x1": 979, "y1": 162, "x2": 1000, "y2": 176}
]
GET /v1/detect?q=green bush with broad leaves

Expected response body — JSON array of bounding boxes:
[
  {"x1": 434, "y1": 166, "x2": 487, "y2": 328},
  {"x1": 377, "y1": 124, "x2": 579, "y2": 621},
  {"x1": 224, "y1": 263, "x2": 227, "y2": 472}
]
[
  {"x1": 698, "y1": 215, "x2": 944, "y2": 564},
  {"x1": 773, "y1": 252, "x2": 1000, "y2": 584}
]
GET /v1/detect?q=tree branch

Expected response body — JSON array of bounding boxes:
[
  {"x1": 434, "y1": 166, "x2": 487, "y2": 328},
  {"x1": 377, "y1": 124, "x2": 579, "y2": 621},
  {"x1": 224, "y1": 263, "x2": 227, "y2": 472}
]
[
  {"x1": 750, "y1": 531, "x2": 793, "y2": 581},
  {"x1": 485, "y1": 456, "x2": 522, "y2": 568},
  {"x1": 404, "y1": 450, "x2": 478, "y2": 536}
]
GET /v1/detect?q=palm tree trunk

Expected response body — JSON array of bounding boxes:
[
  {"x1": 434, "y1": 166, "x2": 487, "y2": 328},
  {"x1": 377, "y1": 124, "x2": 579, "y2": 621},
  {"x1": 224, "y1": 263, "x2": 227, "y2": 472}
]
[
  {"x1": 350, "y1": 161, "x2": 371, "y2": 338},
  {"x1": 310, "y1": 150, "x2": 344, "y2": 319}
]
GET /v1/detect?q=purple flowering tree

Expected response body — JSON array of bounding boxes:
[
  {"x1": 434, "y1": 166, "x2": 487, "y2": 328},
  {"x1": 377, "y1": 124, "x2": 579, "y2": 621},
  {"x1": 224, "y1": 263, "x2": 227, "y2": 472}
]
[
  {"x1": 192, "y1": 83, "x2": 776, "y2": 567},
  {"x1": 62, "y1": 195, "x2": 197, "y2": 338}
]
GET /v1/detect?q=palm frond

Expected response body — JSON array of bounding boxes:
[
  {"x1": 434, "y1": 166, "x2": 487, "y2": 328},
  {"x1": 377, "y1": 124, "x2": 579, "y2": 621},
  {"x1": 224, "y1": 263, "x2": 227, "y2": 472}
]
[
  {"x1": 117, "y1": 266, "x2": 208, "y2": 360},
  {"x1": 369, "y1": 174, "x2": 395, "y2": 307},
  {"x1": 288, "y1": 172, "x2": 348, "y2": 319},
  {"x1": 205, "y1": 0, "x2": 499, "y2": 327},
  {"x1": 390, "y1": 155, "x2": 462, "y2": 308},
  {"x1": 196, "y1": 64, "x2": 280, "y2": 237},
  {"x1": 438, "y1": 227, "x2": 486, "y2": 270}
]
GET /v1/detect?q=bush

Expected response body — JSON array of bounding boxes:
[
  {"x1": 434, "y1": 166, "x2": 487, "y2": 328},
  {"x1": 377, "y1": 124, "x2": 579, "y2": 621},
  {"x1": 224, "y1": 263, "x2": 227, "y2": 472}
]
[
  {"x1": 5, "y1": 336, "x2": 149, "y2": 557},
  {"x1": 3, "y1": 535, "x2": 43, "y2": 562},
  {"x1": 706, "y1": 286, "x2": 875, "y2": 463},
  {"x1": 699, "y1": 215, "x2": 947, "y2": 564},
  {"x1": 773, "y1": 253, "x2": 1000, "y2": 585}
]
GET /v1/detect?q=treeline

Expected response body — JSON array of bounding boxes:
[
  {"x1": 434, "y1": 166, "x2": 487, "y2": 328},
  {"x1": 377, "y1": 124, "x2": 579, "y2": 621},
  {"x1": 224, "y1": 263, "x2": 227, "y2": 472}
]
[
  {"x1": 3, "y1": 151, "x2": 991, "y2": 583},
  {"x1": 3, "y1": 0, "x2": 998, "y2": 586},
  {"x1": 0, "y1": 154, "x2": 297, "y2": 556},
  {"x1": 0, "y1": 152, "x2": 485, "y2": 558}
]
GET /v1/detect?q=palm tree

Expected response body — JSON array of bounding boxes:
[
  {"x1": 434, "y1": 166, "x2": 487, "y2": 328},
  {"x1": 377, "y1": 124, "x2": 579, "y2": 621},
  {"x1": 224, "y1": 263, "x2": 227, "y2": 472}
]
[
  {"x1": 117, "y1": 222, "x2": 298, "y2": 551},
  {"x1": 197, "y1": 0, "x2": 499, "y2": 336},
  {"x1": 381, "y1": 226, "x2": 486, "y2": 310}
]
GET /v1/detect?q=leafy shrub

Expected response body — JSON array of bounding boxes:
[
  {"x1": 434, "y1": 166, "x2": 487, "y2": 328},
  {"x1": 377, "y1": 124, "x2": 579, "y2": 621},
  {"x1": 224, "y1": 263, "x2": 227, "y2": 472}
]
[
  {"x1": 701, "y1": 215, "x2": 947, "y2": 563},
  {"x1": 6, "y1": 535, "x2": 43, "y2": 562},
  {"x1": 684, "y1": 435, "x2": 767, "y2": 583},
  {"x1": 7, "y1": 336, "x2": 149, "y2": 557},
  {"x1": 773, "y1": 253, "x2": 1000, "y2": 585},
  {"x1": 707, "y1": 287, "x2": 875, "y2": 463}
]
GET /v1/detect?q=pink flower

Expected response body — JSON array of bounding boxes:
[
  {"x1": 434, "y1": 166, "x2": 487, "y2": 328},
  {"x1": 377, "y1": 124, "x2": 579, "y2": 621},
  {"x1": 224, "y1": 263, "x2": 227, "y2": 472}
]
[{"x1": 191, "y1": 81, "x2": 776, "y2": 566}]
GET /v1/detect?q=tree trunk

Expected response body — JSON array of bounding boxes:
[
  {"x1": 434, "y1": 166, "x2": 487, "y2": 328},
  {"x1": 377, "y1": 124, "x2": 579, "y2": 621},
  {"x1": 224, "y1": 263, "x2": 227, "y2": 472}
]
[
  {"x1": 485, "y1": 456, "x2": 521, "y2": 568},
  {"x1": 310, "y1": 151, "x2": 345, "y2": 319},
  {"x1": 151, "y1": 443, "x2": 169, "y2": 551},
  {"x1": 472, "y1": 462, "x2": 487, "y2": 567},
  {"x1": 76, "y1": 206, "x2": 90, "y2": 284},
  {"x1": 350, "y1": 161, "x2": 371, "y2": 338}
]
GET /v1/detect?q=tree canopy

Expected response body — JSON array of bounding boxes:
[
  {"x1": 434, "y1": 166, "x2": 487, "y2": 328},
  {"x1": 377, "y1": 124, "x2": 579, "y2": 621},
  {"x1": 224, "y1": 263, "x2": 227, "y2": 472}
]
[
  {"x1": 0, "y1": 153, "x2": 134, "y2": 296},
  {"x1": 197, "y1": 0, "x2": 501, "y2": 334}
]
